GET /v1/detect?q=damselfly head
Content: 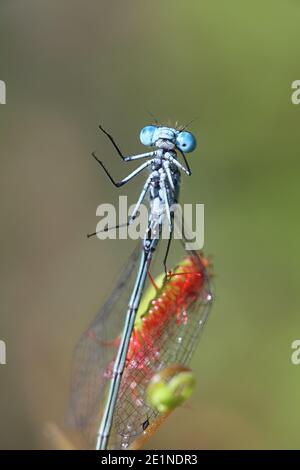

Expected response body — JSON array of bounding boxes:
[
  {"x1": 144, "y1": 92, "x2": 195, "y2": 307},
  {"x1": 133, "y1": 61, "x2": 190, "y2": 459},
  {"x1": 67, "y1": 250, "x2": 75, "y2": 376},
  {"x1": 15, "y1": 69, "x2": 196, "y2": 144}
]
[{"x1": 140, "y1": 125, "x2": 197, "y2": 153}]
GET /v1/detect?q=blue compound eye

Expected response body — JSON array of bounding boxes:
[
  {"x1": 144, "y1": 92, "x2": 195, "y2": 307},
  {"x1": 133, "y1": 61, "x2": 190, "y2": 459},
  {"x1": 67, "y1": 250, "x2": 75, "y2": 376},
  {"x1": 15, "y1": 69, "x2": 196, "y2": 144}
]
[
  {"x1": 176, "y1": 131, "x2": 197, "y2": 153},
  {"x1": 140, "y1": 125, "x2": 157, "y2": 146}
]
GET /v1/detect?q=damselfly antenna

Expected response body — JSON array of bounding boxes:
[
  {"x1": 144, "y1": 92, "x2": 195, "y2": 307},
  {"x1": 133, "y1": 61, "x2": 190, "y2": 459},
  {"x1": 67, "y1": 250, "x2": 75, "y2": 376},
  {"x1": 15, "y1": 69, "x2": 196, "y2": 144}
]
[
  {"x1": 178, "y1": 117, "x2": 199, "y2": 131},
  {"x1": 146, "y1": 110, "x2": 160, "y2": 126}
]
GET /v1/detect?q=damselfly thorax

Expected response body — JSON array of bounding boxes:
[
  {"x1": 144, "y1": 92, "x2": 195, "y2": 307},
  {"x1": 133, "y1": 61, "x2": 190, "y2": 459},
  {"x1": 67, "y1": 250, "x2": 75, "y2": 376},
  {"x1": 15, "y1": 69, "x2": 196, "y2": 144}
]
[{"x1": 147, "y1": 162, "x2": 180, "y2": 239}]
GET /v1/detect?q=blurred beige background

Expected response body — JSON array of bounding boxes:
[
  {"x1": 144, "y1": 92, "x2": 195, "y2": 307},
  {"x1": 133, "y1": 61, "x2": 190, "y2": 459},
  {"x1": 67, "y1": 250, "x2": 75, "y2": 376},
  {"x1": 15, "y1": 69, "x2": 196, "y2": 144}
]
[{"x1": 0, "y1": 0, "x2": 300, "y2": 449}]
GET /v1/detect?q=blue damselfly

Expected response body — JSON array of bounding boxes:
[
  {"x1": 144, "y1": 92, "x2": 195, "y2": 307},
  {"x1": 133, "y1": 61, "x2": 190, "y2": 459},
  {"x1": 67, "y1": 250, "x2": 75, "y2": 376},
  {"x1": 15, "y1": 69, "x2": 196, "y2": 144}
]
[{"x1": 68, "y1": 123, "x2": 213, "y2": 450}]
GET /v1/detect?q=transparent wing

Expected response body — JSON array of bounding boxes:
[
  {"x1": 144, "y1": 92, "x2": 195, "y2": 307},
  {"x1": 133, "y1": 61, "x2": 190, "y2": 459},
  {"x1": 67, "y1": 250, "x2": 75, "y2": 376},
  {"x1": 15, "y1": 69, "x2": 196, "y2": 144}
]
[
  {"x1": 108, "y1": 249, "x2": 213, "y2": 450},
  {"x1": 67, "y1": 243, "x2": 141, "y2": 448}
]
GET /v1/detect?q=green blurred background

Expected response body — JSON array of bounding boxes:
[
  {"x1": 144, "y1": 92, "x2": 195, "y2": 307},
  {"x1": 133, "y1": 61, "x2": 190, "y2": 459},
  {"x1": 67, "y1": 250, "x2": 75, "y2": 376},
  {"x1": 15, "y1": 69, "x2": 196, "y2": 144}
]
[{"x1": 0, "y1": 0, "x2": 300, "y2": 450}]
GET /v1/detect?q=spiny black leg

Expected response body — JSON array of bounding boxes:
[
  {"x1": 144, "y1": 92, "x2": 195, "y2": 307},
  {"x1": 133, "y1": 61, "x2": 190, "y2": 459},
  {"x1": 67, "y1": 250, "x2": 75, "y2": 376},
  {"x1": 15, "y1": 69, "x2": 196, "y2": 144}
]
[
  {"x1": 98, "y1": 125, "x2": 125, "y2": 161},
  {"x1": 92, "y1": 151, "x2": 152, "y2": 187},
  {"x1": 91, "y1": 152, "x2": 124, "y2": 187},
  {"x1": 87, "y1": 177, "x2": 151, "y2": 238},
  {"x1": 179, "y1": 149, "x2": 192, "y2": 176},
  {"x1": 87, "y1": 214, "x2": 140, "y2": 238}
]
